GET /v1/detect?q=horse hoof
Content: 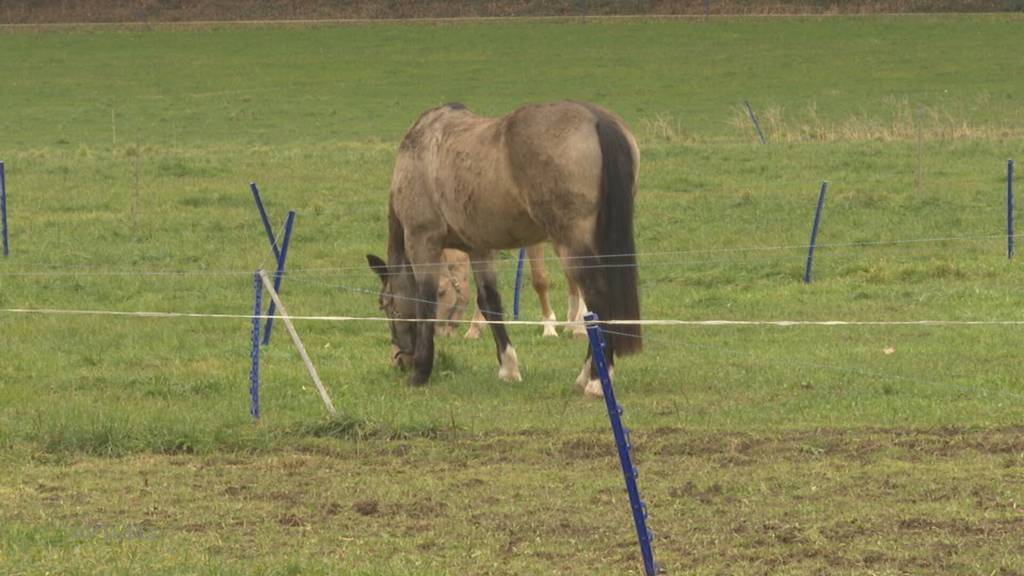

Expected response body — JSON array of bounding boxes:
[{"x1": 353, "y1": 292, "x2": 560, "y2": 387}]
[
  {"x1": 463, "y1": 327, "x2": 482, "y2": 340},
  {"x1": 575, "y1": 364, "x2": 590, "y2": 389},
  {"x1": 498, "y1": 346, "x2": 522, "y2": 382},
  {"x1": 572, "y1": 329, "x2": 588, "y2": 339},
  {"x1": 409, "y1": 372, "x2": 430, "y2": 386},
  {"x1": 583, "y1": 379, "x2": 605, "y2": 398},
  {"x1": 499, "y1": 369, "x2": 522, "y2": 382},
  {"x1": 541, "y1": 314, "x2": 559, "y2": 337}
]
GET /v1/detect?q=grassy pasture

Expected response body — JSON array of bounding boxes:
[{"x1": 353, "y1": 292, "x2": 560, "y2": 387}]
[{"x1": 1, "y1": 15, "x2": 1023, "y2": 575}]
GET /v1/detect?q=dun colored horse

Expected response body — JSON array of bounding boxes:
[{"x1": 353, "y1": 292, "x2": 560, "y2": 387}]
[{"x1": 367, "y1": 101, "x2": 641, "y2": 396}]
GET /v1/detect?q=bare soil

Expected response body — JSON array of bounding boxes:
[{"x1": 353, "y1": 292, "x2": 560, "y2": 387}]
[{"x1": 3, "y1": 426, "x2": 1023, "y2": 574}]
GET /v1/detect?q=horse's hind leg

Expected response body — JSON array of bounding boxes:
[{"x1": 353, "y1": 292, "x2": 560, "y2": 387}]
[
  {"x1": 562, "y1": 245, "x2": 617, "y2": 398},
  {"x1": 566, "y1": 275, "x2": 589, "y2": 339},
  {"x1": 463, "y1": 305, "x2": 485, "y2": 340},
  {"x1": 527, "y1": 243, "x2": 558, "y2": 337},
  {"x1": 471, "y1": 251, "x2": 521, "y2": 382},
  {"x1": 557, "y1": 244, "x2": 589, "y2": 338}
]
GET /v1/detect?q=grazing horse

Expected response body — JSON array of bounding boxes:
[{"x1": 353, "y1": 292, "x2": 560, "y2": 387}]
[{"x1": 367, "y1": 101, "x2": 641, "y2": 396}]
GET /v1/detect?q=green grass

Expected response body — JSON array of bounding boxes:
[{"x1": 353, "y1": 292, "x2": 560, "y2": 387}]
[{"x1": 1, "y1": 14, "x2": 1023, "y2": 575}]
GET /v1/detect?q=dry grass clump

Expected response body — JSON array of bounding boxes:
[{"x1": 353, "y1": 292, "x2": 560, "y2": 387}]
[
  {"x1": 728, "y1": 96, "x2": 1024, "y2": 144},
  {"x1": 640, "y1": 113, "x2": 701, "y2": 144}
]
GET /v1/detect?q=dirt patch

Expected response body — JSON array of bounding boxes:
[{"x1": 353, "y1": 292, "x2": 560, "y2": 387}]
[
  {"x1": 668, "y1": 480, "x2": 727, "y2": 503},
  {"x1": 558, "y1": 435, "x2": 613, "y2": 460},
  {"x1": 276, "y1": 513, "x2": 307, "y2": 528},
  {"x1": 352, "y1": 499, "x2": 379, "y2": 516},
  {"x1": 646, "y1": 425, "x2": 1024, "y2": 462},
  {"x1": 222, "y1": 485, "x2": 248, "y2": 497},
  {"x1": 397, "y1": 497, "x2": 448, "y2": 519},
  {"x1": 266, "y1": 490, "x2": 299, "y2": 505},
  {"x1": 5, "y1": 426, "x2": 1024, "y2": 574}
]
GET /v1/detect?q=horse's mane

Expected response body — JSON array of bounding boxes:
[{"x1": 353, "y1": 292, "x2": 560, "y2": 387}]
[{"x1": 399, "y1": 103, "x2": 472, "y2": 153}]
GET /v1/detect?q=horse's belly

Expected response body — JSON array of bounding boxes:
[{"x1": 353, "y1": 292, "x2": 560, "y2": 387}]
[{"x1": 443, "y1": 189, "x2": 545, "y2": 251}]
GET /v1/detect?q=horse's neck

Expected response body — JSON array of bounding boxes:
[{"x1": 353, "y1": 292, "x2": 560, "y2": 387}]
[
  {"x1": 386, "y1": 204, "x2": 408, "y2": 267},
  {"x1": 442, "y1": 114, "x2": 501, "y2": 145}
]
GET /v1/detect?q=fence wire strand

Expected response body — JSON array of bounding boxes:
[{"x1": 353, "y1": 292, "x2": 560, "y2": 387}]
[
  {"x1": 3, "y1": 306, "x2": 1024, "y2": 328},
  {"x1": 2, "y1": 228, "x2": 1021, "y2": 407},
  {"x1": 601, "y1": 326, "x2": 1024, "y2": 403},
  {"x1": 0, "y1": 232, "x2": 1013, "y2": 279}
]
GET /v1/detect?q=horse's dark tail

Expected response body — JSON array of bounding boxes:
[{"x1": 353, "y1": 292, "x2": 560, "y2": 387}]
[{"x1": 585, "y1": 107, "x2": 642, "y2": 355}]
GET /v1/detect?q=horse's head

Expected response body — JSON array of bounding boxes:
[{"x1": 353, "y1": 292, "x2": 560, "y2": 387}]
[{"x1": 367, "y1": 254, "x2": 417, "y2": 369}]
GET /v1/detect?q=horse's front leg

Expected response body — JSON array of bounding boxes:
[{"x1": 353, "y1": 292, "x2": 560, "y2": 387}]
[
  {"x1": 471, "y1": 252, "x2": 522, "y2": 382},
  {"x1": 409, "y1": 274, "x2": 439, "y2": 386},
  {"x1": 406, "y1": 241, "x2": 444, "y2": 386}
]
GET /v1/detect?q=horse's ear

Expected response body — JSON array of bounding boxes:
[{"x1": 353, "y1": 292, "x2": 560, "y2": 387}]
[{"x1": 367, "y1": 254, "x2": 388, "y2": 283}]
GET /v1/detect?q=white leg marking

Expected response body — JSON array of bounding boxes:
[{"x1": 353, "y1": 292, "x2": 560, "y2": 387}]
[
  {"x1": 463, "y1": 322, "x2": 482, "y2": 340},
  {"x1": 498, "y1": 345, "x2": 522, "y2": 382},
  {"x1": 583, "y1": 366, "x2": 613, "y2": 398},
  {"x1": 575, "y1": 359, "x2": 590, "y2": 389},
  {"x1": 571, "y1": 297, "x2": 589, "y2": 339},
  {"x1": 464, "y1": 308, "x2": 484, "y2": 340},
  {"x1": 563, "y1": 292, "x2": 579, "y2": 337},
  {"x1": 541, "y1": 311, "x2": 558, "y2": 338}
]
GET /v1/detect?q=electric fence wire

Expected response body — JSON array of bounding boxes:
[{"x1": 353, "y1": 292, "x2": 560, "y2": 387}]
[
  {"x1": 599, "y1": 326, "x2": 1024, "y2": 403},
  {"x1": 0, "y1": 232, "x2": 1013, "y2": 278}
]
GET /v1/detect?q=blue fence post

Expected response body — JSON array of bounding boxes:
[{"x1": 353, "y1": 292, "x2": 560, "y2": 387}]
[
  {"x1": 249, "y1": 182, "x2": 296, "y2": 345},
  {"x1": 250, "y1": 271, "x2": 262, "y2": 420},
  {"x1": 803, "y1": 181, "x2": 829, "y2": 284},
  {"x1": 1008, "y1": 159, "x2": 1015, "y2": 260},
  {"x1": 1, "y1": 161, "x2": 8, "y2": 257},
  {"x1": 584, "y1": 312, "x2": 659, "y2": 576},
  {"x1": 262, "y1": 210, "x2": 295, "y2": 345},
  {"x1": 250, "y1": 182, "x2": 280, "y2": 260},
  {"x1": 743, "y1": 100, "x2": 766, "y2": 145},
  {"x1": 513, "y1": 247, "x2": 526, "y2": 320}
]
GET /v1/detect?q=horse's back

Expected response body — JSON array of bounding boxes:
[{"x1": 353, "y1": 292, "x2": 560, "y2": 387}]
[
  {"x1": 390, "y1": 101, "x2": 637, "y2": 253},
  {"x1": 503, "y1": 101, "x2": 606, "y2": 177}
]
